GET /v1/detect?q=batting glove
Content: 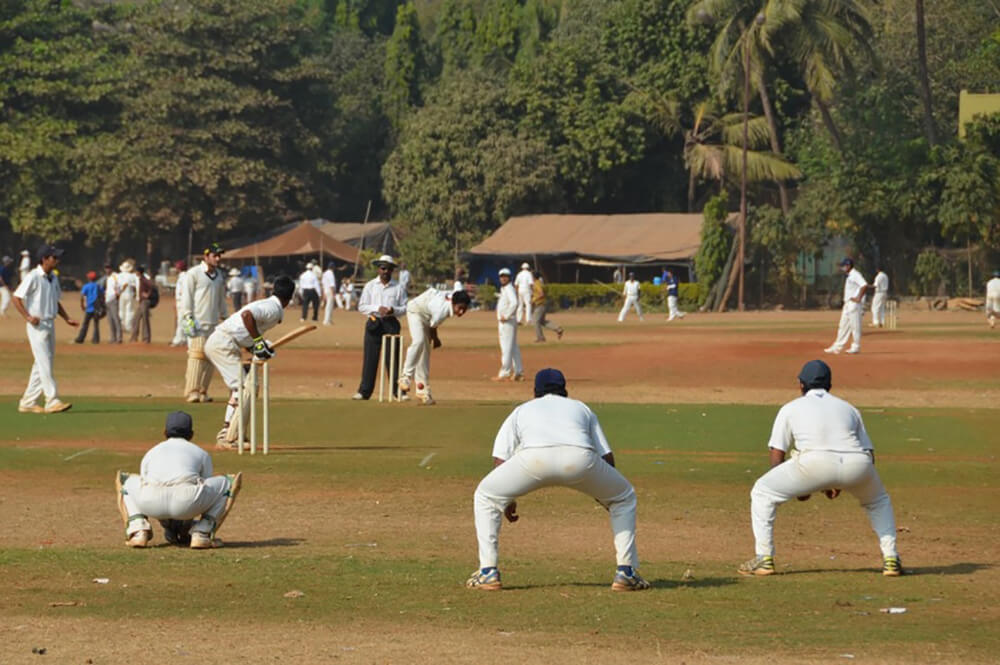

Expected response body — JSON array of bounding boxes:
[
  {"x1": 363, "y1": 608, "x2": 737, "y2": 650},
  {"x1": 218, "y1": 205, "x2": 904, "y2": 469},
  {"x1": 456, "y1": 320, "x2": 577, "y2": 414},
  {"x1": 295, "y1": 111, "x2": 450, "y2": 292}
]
[
  {"x1": 182, "y1": 315, "x2": 197, "y2": 337},
  {"x1": 252, "y1": 336, "x2": 275, "y2": 360}
]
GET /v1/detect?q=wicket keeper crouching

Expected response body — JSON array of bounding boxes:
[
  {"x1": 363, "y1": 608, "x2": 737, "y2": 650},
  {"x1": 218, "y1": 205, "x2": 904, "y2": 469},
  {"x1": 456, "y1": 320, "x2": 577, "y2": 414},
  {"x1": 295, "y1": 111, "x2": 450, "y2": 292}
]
[
  {"x1": 204, "y1": 275, "x2": 295, "y2": 450},
  {"x1": 115, "y1": 411, "x2": 242, "y2": 549}
]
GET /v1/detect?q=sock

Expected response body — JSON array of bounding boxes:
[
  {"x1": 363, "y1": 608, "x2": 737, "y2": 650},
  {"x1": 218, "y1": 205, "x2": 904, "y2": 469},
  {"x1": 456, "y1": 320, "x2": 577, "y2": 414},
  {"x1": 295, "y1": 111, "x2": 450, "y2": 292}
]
[
  {"x1": 616, "y1": 565, "x2": 633, "y2": 576},
  {"x1": 481, "y1": 567, "x2": 497, "y2": 575}
]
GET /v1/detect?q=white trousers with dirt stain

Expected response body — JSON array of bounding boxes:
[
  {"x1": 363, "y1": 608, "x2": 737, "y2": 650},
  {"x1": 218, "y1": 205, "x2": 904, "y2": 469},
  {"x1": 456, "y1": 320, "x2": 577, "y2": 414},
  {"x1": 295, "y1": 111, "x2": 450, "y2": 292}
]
[
  {"x1": 750, "y1": 450, "x2": 897, "y2": 559},
  {"x1": 830, "y1": 302, "x2": 862, "y2": 352},
  {"x1": 122, "y1": 474, "x2": 231, "y2": 537},
  {"x1": 20, "y1": 320, "x2": 59, "y2": 408},
  {"x1": 473, "y1": 446, "x2": 640, "y2": 570}
]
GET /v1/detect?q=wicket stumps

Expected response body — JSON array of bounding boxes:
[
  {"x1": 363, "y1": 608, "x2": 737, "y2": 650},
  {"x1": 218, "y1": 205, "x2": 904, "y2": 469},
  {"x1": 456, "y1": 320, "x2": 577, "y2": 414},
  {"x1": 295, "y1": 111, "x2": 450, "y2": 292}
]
[
  {"x1": 378, "y1": 334, "x2": 404, "y2": 403},
  {"x1": 886, "y1": 300, "x2": 898, "y2": 330},
  {"x1": 237, "y1": 359, "x2": 270, "y2": 455}
]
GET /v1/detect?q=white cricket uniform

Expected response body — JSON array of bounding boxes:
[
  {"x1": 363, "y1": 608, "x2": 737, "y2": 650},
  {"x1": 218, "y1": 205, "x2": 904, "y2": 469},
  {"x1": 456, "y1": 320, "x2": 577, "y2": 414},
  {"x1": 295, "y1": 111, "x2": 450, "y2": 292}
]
[
  {"x1": 453, "y1": 280, "x2": 464, "y2": 294},
  {"x1": 180, "y1": 263, "x2": 227, "y2": 336},
  {"x1": 299, "y1": 268, "x2": 320, "y2": 293},
  {"x1": 0, "y1": 271, "x2": 11, "y2": 315},
  {"x1": 514, "y1": 269, "x2": 534, "y2": 324},
  {"x1": 170, "y1": 269, "x2": 188, "y2": 345},
  {"x1": 473, "y1": 394, "x2": 641, "y2": 570},
  {"x1": 18, "y1": 254, "x2": 31, "y2": 282},
  {"x1": 398, "y1": 269, "x2": 411, "y2": 294},
  {"x1": 618, "y1": 279, "x2": 643, "y2": 321},
  {"x1": 104, "y1": 271, "x2": 123, "y2": 343},
  {"x1": 205, "y1": 295, "x2": 285, "y2": 391},
  {"x1": 403, "y1": 288, "x2": 453, "y2": 396},
  {"x1": 828, "y1": 268, "x2": 867, "y2": 353},
  {"x1": 243, "y1": 274, "x2": 257, "y2": 303},
  {"x1": 14, "y1": 266, "x2": 64, "y2": 409},
  {"x1": 322, "y1": 269, "x2": 337, "y2": 325},
  {"x1": 121, "y1": 437, "x2": 234, "y2": 539},
  {"x1": 986, "y1": 277, "x2": 1000, "y2": 325},
  {"x1": 227, "y1": 275, "x2": 244, "y2": 299},
  {"x1": 496, "y1": 282, "x2": 522, "y2": 378},
  {"x1": 870, "y1": 271, "x2": 889, "y2": 327},
  {"x1": 750, "y1": 389, "x2": 898, "y2": 559},
  {"x1": 117, "y1": 271, "x2": 139, "y2": 334}
]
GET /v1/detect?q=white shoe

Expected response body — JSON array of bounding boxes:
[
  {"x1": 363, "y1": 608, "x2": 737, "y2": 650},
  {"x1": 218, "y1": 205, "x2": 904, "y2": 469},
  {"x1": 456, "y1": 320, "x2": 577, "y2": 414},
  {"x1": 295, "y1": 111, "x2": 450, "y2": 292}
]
[
  {"x1": 127, "y1": 529, "x2": 151, "y2": 548},
  {"x1": 398, "y1": 376, "x2": 411, "y2": 393},
  {"x1": 823, "y1": 347, "x2": 840, "y2": 354},
  {"x1": 846, "y1": 348, "x2": 860, "y2": 354},
  {"x1": 18, "y1": 404, "x2": 43, "y2": 414},
  {"x1": 190, "y1": 532, "x2": 222, "y2": 549},
  {"x1": 419, "y1": 394, "x2": 436, "y2": 406},
  {"x1": 43, "y1": 400, "x2": 72, "y2": 414},
  {"x1": 351, "y1": 392, "x2": 366, "y2": 400}
]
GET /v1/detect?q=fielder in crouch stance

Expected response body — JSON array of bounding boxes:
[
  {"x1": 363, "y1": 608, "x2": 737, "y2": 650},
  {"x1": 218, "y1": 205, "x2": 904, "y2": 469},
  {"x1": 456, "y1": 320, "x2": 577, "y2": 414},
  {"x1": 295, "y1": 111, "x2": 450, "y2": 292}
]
[
  {"x1": 467, "y1": 368, "x2": 650, "y2": 591},
  {"x1": 399, "y1": 288, "x2": 471, "y2": 405},
  {"x1": 204, "y1": 275, "x2": 295, "y2": 449},
  {"x1": 739, "y1": 359, "x2": 903, "y2": 577},
  {"x1": 115, "y1": 411, "x2": 242, "y2": 549}
]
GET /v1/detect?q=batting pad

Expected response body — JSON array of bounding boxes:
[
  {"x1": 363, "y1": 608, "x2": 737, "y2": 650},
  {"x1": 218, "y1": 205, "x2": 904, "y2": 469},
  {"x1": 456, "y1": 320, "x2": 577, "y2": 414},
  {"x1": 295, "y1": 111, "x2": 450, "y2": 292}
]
[{"x1": 185, "y1": 336, "x2": 208, "y2": 397}]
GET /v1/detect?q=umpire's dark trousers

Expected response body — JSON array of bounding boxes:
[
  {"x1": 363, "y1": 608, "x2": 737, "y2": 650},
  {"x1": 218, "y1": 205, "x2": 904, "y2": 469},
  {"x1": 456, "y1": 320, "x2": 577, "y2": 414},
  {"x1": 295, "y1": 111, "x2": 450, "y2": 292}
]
[
  {"x1": 301, "y1": 288, "x2": 320, "y2": 321},
  {"x1": 357, "y1": 315, "x2": 401, "y2": 399}
]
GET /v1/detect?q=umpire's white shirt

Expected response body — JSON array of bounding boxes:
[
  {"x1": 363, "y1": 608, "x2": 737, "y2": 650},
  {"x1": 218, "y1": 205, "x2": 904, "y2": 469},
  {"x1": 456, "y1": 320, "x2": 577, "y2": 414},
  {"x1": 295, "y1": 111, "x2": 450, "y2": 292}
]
[
  {"x1": 358, "y1": 278, "x2": 407, "y2": 318},
  {"x1": 299, "y1": 269, "x2": 319, "y2": 291},
  {"x1": 14, "y1": 266, "x2": 61, "y2": 321},
  {"x1": 216, "y1": 295, "x2": 284, "y2": 348},
  {"x1": 407, "y1": 288, "x2": 452, "y2": 328},
  {"x1": 492, "y1": 394, "x2": 613, "y2": 460},
  {"x1": 767, "y1": 389, "x2": 873, "y2": 454},
  {"x1": 141, "y1": 438, "x2": 213, "y2": 485}
]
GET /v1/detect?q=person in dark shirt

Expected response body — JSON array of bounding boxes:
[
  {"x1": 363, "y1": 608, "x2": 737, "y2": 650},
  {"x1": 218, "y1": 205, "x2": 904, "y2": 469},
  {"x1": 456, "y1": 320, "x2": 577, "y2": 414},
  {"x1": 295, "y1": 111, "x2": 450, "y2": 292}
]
[{"x1": 75, "y1": 271, "x2": 104, "y2": 344}]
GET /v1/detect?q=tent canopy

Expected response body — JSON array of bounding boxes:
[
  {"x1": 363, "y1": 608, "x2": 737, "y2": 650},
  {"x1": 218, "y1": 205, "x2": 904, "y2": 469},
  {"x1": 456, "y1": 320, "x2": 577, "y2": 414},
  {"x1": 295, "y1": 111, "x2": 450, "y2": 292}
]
[
  {"x1": 316, "y1": 220, "x2": 397, "y2": 255},
  {"x1": 467, "y1": 213, "x2": 704, "y2": 264},
  {"x1": 225, "y1": 221, "x2": 359, "y2": 262}
]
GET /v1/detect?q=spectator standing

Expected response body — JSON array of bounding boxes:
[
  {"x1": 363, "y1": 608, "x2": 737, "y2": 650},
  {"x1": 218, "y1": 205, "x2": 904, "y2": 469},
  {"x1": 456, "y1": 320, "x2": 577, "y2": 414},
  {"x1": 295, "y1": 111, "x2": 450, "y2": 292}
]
[
  {"x1": 398, "y1": 261, "x2": 411, "y2": 294},
  {"x1": 105, "y1": 263, "x2": 123, "y2": 344},
  {"x1": 129, "y1": 265, "x2": 154, "y2": 343},
  {"x1": 298, "y1": 263, "x2": 320, "y2": 321},
  {"x1": 321, "y1": 262, "x2": 337, "y2": 325},
  {"x1": 118, "y1": 259, "x2": 140, "y2": 336},
  {"x1": 227, "y1": 268, "x2": 244, "y2": 312},
  {"x1": 530, "y1": 272, "x2": 563, "y2": 342},
  {"x1": 18, "y1": 249, "x2": 31, "y2": 282},
  {"x1": 74, "y1": 271, "x2": 104, "y2": 344},
  {"x1": 0, "y1": 255, "x2": 14, "y2": 316},
  {"x1": 514, "y1": 263, "x2": 534, "y2": 325}
]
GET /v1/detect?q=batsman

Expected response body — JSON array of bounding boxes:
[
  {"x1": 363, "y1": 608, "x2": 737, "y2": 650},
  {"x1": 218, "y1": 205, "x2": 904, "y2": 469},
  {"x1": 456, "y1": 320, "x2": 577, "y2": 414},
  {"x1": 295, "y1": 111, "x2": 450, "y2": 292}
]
[
  {"x1": 180, "y1": 243, "x2": 228, "y2": 402},
  {"x1": 204, "y1": 275, "x2": 296, "y2": 449}
]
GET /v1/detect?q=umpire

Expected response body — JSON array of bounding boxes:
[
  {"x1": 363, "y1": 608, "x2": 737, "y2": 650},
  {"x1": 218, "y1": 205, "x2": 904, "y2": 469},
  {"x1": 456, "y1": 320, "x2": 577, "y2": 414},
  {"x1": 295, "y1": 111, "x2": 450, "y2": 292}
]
[{"x1": 352, "y1": 255, "x2": 408, "y2": 400}]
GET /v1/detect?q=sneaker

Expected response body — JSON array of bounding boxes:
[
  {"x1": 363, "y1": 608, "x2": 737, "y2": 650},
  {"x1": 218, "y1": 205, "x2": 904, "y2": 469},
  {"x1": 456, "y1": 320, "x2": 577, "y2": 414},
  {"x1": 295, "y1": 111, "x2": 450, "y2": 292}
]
[
  {"x1": 419, "y1": 394, "x2": 436, "y2": 406},
  {"x1": 17, "y1": 404, "x2": 44, "y2": 414},
  {"x1": 738, "y1": 555, "x2": 775, "y2": 576},
  {"x1": 611, "y1": 568, "x2": 651, "y2": 591},
  {"x1": 882, "y1": 556, "x2": 904, "y2": 577},
  {"x1": 127, "y1": 529, "x2": 151, "y2": 548},
  {"x1": 43, "y1": 400, "x2": 72, "y2": 414},
  {"x1": 185, "y1": 394, "x2": 201, "y2": 403},
  {"x1": 490, "y1": 375, "x2": 510, "y2": 382},
  {"x1": 465, "y1": 567, "x2": 501, "y2": 590},
  {"x1": 823, "y1": 347, "x2": 840, "y2": 355},
  {"x1": 198, "y1": 394, "x2": 213, "y2": 403},
  {"x1": 190, "y1": 532, "x2": 222, "y2": 549},
  {"x1": 512, "y1": 374, "x2": 525, "y2": 382},
  {"x1": 846, "y1": 348, "x2": 860, "y2": 355},
  {"x1": 351, "y1": 392, "x2": 366, "y2": 400},
  {"x1": 398, "y1": 376, "x2": 411, "y2": 394},
  {"x1": 215, "y1": 439, "x2": 248, "y2": 452}
]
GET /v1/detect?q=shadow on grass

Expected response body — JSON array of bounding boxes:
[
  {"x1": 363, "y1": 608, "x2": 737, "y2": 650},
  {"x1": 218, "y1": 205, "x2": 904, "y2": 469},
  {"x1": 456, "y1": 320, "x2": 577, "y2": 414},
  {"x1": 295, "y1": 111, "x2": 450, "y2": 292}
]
[
  {"x1": 271, "y1": 446, "x2": 412, "y2": 453},
  {"x1": 782, "y1": 562, "x2": 991, "y2": 576},
  {"x1": 222, "y1": 538, "x2": 306, "y2": 549},
  {"x1": 502, "y1": 577, "x2": 736, "y2": 591}
]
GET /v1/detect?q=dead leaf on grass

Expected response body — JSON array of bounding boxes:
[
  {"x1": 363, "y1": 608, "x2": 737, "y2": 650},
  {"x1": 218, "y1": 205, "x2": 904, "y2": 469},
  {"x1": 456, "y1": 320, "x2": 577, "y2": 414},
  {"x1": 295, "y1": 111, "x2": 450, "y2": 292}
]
[
  {"x1": 283, "y1": 590, "x2": 305, "y2": 598},
  {"x1": 49, "y1": 601, "x2": 82, "y2": 607}
]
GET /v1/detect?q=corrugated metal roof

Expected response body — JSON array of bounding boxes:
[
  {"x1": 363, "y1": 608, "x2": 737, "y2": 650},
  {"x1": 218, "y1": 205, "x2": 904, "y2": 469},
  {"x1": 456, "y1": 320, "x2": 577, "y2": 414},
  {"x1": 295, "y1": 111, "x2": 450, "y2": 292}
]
[{"x1": 467, "y1": 213, "x2": 703, "y2": 263}]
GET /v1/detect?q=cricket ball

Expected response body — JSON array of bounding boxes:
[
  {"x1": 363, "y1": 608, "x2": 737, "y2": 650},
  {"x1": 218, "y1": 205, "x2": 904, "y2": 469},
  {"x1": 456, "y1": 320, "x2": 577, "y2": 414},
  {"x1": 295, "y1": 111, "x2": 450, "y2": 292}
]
[{"x1": 417, "y1": 383, "x2": 425, "y2": 390}]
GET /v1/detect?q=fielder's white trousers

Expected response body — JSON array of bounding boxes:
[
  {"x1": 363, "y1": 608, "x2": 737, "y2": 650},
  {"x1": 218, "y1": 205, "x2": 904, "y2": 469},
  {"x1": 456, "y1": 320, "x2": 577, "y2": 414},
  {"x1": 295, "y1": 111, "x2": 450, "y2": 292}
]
[
  {"x1": 119, "y1": 297, "x2": 137, "y2": 334},
  {"x1": 20, "y1": 320, "x2": 59, "y2": 408},
  {"x1": 750, "y1": 450, "x2": 897, "y2": 558},
  {"x1": 516, "y1": 291, "x2": 532, "y2": 324},
  {"x1": 474, "y1": 446, "x2": 640, "y2": 569},
  {"x1": 497, "y1": 320, "x2": 522, "y2": 378},
  {"x1": 204, "y1": 331, "x2": 242, "y2": 392},
  {"x1": 870, "y1": 292, "x2": 887, "y2": 326},
  {"x1": 986, "y1": 296, "x2": 1000, "y2": 319},
  {"x1": 830, "y1": 302, "x2": 862, "y2": 352},
  {"x1": 667, "y1": 295, "x2": 685, "y2": 320},
  {"x1": 618, "y1": 296, "x2": 642, "y2": 321},
  {"x1": 122, "y1": 474, "x2": 231, "y2": 537},
  {"x1": 323, "y1": 287, "x2": 335, "y2": 324},
  {"x1": 0, "y1": 285, "x2": 11, "y2": 315},
  {"x1": 403, "y1": 312, "x2": 431, "y2": 393}
]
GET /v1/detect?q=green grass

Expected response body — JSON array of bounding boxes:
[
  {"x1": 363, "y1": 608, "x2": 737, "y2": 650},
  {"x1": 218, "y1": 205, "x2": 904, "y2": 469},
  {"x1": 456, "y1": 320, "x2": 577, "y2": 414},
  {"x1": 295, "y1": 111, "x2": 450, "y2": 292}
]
[{"x1": 1, "y1": 398, "x2": 997, "y2": 660}]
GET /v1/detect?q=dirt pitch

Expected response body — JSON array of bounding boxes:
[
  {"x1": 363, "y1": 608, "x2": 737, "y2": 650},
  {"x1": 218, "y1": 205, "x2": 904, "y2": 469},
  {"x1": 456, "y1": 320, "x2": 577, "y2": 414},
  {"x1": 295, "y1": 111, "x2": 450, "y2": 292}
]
[{"x1": 1, "y1": 299, "x2": 997, "y2": 664}]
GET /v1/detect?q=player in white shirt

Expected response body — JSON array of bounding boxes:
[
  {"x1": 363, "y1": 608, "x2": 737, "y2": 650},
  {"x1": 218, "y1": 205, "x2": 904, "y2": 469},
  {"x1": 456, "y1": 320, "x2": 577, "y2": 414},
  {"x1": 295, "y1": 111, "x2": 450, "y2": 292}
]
[
  {"x1": 617, "y1": 272, "x2": 643, "y2": 322},
  {"x1": 398, "y1": 288, "x2": 471, "y2": 405},
  {"x1": 298, "y1": 263, "x2": 321, "y2": 322},
  {"x1": 227, "y1": 268, "x2": 245, "y2": 312},
  {"x1": 825, "y1": 258, "x2": 870, "y2": 354},
  {"x1": 0, "y1": 255, "x2": 14, "y2": 315},
  {"x1": 117, "y1": 259, "x2": 140, "y2": 335},
  {"x1": 986, "y1": 270, "x2": 1000, "y2": 330},
  {"x1": 397, "y1": 261, "x2": 411, "y2": 294},
  {"x1": 115, "y1": 411, "x2": 242, "y2": 549},
  {"x1": 169, "y1": 261, "x2": 188, "y2": 347},
  {"x1": 493, "y1": 268, "x2": 523, "y2": 381},
  {"x1": 205, "y1": 276, "x2": 295, "y2": 449},
  {"x1": 514, "y1": 263, "x2": 534, "y2": 324},
  {"x1": 738, "y1": 360, "x2": 902, "y2": 577},
  {"x1": 466, "y1": 368, "x2": 650, "y2": 592},
  {"x1": 104, "y1": 264, "x2": 123, "y2": 343},
  {"x1": 352, "y1": 255, "x2": 408, "y2": 400},
  {"x1": 869, "y1": 268, "x2": 889, "y2": 328},
  {"x1": 18, "y1": 249, "x2": 31, "y2": 282},
  {"x1": 180, "y1": 243, "x2": 228, "y2": 403},
  {"x1": 12, "y1": 245, "x2": 78, "y2": 414},
  {"x1": 336, "y1": 279, "x2": 355, "y2": 310},
  {"x1": 321, "y1": 263, "x2": 337, "y2": 325}
]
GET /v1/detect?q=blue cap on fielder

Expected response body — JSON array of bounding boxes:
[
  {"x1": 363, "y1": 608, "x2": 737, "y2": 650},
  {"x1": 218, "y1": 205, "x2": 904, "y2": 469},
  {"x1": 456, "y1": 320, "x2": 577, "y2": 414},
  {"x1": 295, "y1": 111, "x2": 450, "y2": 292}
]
[
  {"x1": 534, "y1": 368, "x2": 567, "y2": 397},
  {"x1": 165, "y1": 411, "x2": 194, "y2": 438},
  {"x1": 798, "y1": 360, "x2": 832, "y2": 390}
]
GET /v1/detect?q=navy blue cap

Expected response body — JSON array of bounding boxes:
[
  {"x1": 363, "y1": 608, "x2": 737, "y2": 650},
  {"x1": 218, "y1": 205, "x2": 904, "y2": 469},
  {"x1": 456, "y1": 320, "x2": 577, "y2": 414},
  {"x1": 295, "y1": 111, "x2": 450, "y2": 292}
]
[
  {"x1": 798, "y1": 360, "x2": 832, "y2": 390},
  {"x1": 165, "y1": 411, "x2": 194, "y2": 437},
  {"x1": 839, "y1": 257, "x2": 854, "y2": 267},
  {"x1": 36, "y1": 244, "x2": 65, "y2": 261},
  {"x1": 534, "y1": 368, "x2": 567, "y2": 397}
]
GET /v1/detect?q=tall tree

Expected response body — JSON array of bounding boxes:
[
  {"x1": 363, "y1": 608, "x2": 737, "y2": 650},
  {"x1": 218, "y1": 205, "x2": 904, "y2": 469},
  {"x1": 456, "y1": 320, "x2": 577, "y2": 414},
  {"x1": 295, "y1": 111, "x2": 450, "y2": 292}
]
[
  {"x1": 914, "y1": 0, "x2": 937, "y2": 145},
  {"x1": 384, "y1": 2, "x2": 425, "y2": 129}
]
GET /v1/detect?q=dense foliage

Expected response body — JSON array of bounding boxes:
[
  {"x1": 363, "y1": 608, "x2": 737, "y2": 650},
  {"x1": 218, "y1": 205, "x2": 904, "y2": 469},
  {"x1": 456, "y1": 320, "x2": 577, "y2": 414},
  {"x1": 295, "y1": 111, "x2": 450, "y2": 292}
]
[{"x1": 1, "y1": 0, "x2": 998, "y2": 295}]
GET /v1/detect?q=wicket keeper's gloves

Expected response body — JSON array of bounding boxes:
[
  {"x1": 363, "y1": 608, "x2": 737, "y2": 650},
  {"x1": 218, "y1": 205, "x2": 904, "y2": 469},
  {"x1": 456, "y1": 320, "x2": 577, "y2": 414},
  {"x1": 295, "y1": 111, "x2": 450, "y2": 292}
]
[
  {"x1": 252, "y1": 336, "x2": 275, "y2": 360},
  {"x1": 182, "y1": 315, "x2": 197, "y2": 337}
]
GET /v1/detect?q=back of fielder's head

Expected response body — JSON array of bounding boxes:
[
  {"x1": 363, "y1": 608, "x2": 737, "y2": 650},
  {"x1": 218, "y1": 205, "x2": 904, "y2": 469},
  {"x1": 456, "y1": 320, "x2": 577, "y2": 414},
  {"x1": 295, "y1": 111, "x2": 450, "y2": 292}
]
[
  {"x1": 272, "y1": 275, "x2": 295, "y2": 304},
  {"x1": 165, "y1": 411, "x2": 194, "y2": 439},
  {"x1": 797, "y1": 359, "x2": 832, "y2": 392},
  {"x1": 451, "y1": 290, "x2": 471, "y2": 306},
  {"x1": 534, "y1": 368, "x2": 568, "y2": 398}
]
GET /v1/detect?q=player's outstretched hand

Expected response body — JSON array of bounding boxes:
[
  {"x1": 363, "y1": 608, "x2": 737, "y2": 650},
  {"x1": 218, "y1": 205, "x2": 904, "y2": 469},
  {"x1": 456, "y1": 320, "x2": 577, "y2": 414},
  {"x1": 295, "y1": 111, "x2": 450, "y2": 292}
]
[
  {"x1": 504, "y1": 501, "x2": 519, "y2": 523},
  {"x1": 796, "y1": 494, "x2": 811, "y2": 501},
  {"x1": 823, "y1": 488, "x2": 841, "y2": 500},
  {"x1": 252, "y1": 336, "x2": 275, "y2": 360}
]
